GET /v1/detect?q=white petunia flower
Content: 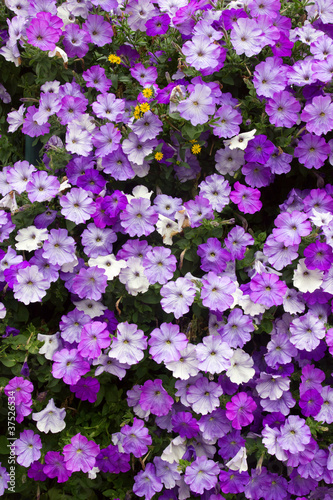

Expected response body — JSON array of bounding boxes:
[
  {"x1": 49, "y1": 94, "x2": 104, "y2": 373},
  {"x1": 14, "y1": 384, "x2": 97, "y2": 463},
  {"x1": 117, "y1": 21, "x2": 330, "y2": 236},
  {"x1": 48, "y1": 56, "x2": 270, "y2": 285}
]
[
  {"x1": 161, "y1": 436, "x2": 187, "y2": 464},
  {"x1": 73, "y1": 299, "x2": 107, "y2": 318},
  {"x1": 226, "y1": 348, "x2": 255, "y2": 384},
  {"x1": 226, "y1": 447, "x2": 248, "y2": 472},
  {"x1": 38, "y1": 333, "x2": 62, "y2": 361},
  {"x1": 223, "y1": 129, "x2": 256, "y2": 150},
  {"x1": 156, "y1": 215, "x2": 179, "y2": 245},
  {"x1": 32, "y1": 398, "x2": 66, "y2": 433},
  {"x1": 15, "y1": 226, "x2": 48, "y2": 251},
  {"x1": 88, "y1": 254, "x2": 127, "y2": 281},
  {"x1": 293, "y1": 258, "x2": 323, "y2": 292}
]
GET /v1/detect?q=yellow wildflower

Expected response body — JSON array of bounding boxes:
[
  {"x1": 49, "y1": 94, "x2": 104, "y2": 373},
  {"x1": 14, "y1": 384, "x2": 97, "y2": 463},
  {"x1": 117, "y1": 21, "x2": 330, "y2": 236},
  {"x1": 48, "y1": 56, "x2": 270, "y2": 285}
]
[
  {"x1": 139, "y1": 102, "x2": 150, "y2": 113},
  {"x1": 134, "y1": 105, "x2": 141, "y2": 119},
  {"x1": 191, "y1": 144, "x2": 201, "y2": 155},
  {"x1": 142, "y1": 88, "x2": 153, "y2": 98},
  {"x1": 155, "y1": 152, "x2": 163, "y2": 161},
  {"x1": 108, "y1": 54, "x2": 121, "y2": 64}
]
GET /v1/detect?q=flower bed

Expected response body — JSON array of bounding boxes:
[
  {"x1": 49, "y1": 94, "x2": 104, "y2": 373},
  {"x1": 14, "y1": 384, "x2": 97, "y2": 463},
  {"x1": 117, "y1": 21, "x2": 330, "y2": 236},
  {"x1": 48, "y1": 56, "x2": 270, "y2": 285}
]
[{"x1": 0, "y1": 0, "x2": 333, "y2": 498}]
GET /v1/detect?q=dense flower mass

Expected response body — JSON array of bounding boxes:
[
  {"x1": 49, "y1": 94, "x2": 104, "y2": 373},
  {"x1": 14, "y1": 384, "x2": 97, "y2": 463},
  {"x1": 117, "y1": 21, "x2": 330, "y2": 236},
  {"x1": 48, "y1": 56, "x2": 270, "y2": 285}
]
[{"x1": 0, "y1": 0, "x2": 333, "y2": 498}]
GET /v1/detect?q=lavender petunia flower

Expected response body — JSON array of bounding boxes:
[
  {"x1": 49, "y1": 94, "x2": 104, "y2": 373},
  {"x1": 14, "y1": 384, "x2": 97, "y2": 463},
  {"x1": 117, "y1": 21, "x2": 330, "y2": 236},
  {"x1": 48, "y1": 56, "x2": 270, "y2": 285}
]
[
  {"x1": 15, "y1": 430, "x2": 42, "y2": 467},
  {"x1": 160, "y1": 277, "x2": 196, "y2": 319},
  {"x1": 63, "y1": 433, "x2": 100, "y2": 473},
  {"x1": 184, "y1": 456, "x2": 220, "y2": 494},
  {"x1": 148, "y1": 322, "x2": 187, "y2": 364},
  {"x1": 133, "y1": 463, "x2": 163, "y2": 500},
  {"x1": 109, "y1": 322, "x2": 147, "y2": 365}
]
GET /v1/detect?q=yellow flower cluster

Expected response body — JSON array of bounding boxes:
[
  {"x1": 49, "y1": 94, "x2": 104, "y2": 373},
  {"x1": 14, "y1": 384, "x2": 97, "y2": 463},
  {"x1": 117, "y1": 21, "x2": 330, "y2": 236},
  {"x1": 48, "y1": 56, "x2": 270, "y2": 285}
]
[
  {"x1": 134, "y1": 103, "x2": 151, "y2": 119},
  {"x1": 108, "y1": 54, "x2": 121, "y2": 64}
]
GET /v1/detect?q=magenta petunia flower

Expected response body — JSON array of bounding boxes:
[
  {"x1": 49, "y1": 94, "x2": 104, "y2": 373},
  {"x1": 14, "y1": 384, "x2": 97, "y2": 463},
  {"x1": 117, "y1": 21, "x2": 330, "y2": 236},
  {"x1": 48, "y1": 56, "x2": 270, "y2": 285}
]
[
  {"x1": 63, "y1": 433, "x2": 100, "y2": 473},
  {"x1": 26, "y1": 16, "x2": 61, "y2": 51},
  {"x1": 78, "y1": 321, "x2": 110, "y2": 359},
  {"x1": 4, "y1": 376, "x2": 33, "y2": 405},
  {"x1": 249, "y1": 272, "x2": 287, "y2": 308},
  {"x1": 52, "y1": 348, "x2": 90, "y2": 385},
  {"x1": 230, "y1": 182, "x2": 262, "y2": 214},
  {"x1": 226, "y1": 392, "x2": 257, "y2": 429}
]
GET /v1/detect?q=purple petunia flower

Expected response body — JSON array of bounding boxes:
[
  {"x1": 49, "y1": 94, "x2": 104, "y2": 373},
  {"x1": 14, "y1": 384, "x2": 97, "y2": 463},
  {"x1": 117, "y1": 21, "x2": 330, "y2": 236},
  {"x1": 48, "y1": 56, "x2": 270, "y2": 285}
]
[
  {"x1": 120, "y1": 417, "x2": 152, "y2": 457},
  {"x1": 82, "y1": 14, "x2": 113, "y2": 47},
  {"x1": 196, "y1": 334, "x2": 233, "y2": 374},
  {"x1": 273, "y1": 210, "x2": 312, "y2": 246},
  {"x1": 266, "y1": 90, "x2": 301, "y2": 127},
  {"x1": 249, "y1": 272, "x2": 287, "y2": 308},
  {"x1": 70, "y1": 377, "x2": 100, "y2": 404},
  {"x1": 277, "y1": 415, "x2": 311, "y2": 454},
  {"x1": 72, "y1": 266, "x2": 107, "y2": 301},
  {"x1": 187, "y1": 376, "x2": 223, "y2": 415},
  {"x1": 63, "y1": 433, "x2": 100, "y2": 473},
  {"x1": 142, "y1": 246, "x2": 177, "y2": 285},
  {"x1": 201, "y1": 271, "x2": 237, "y2": 312},
  {"x1": 139, "y1": 379, "x2": 173, "y2": 416},
  {"x1": 82, "y1": 66, "x2": 112, "y2": 94},
  {"x1": 182, "y1": 35, "x2": 221, "y2": 71},
  {"x1": 219, "y1": 308, "x2": 255, "y2": 349},
  {"x1": 60, "y1": 188, "x2": 95, "y2": 225},
  {"x1": 120, "y1": 198, "x2": 158, "y2": 237},
  {"x1": 43, "y1": 451, "x2": 71, "y2": 483},
  {"x1": 145, "y1": 14, "x2": 170, "y2": 36},
  {"x1": 133, "y1": 463, "x2": 163, "y2": 500},
  {"x1": 13, "y1": 265, "x2": 49, "y2": 305},
  {"x1": 63, "y1": 24, "x2": 91, "y2": 58},
  {"x1": 301, "y1": 95, "x2": 333, "y2": 135},
  {"x1": 294, "y1": 134, "x2": 331, "y2": 169},
  {"x1": 184, "y1": 195, "x2": 214, "y2": 228},
  {"x1": 26, "y1": 170, "x2": 60, "y2": 203}
]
